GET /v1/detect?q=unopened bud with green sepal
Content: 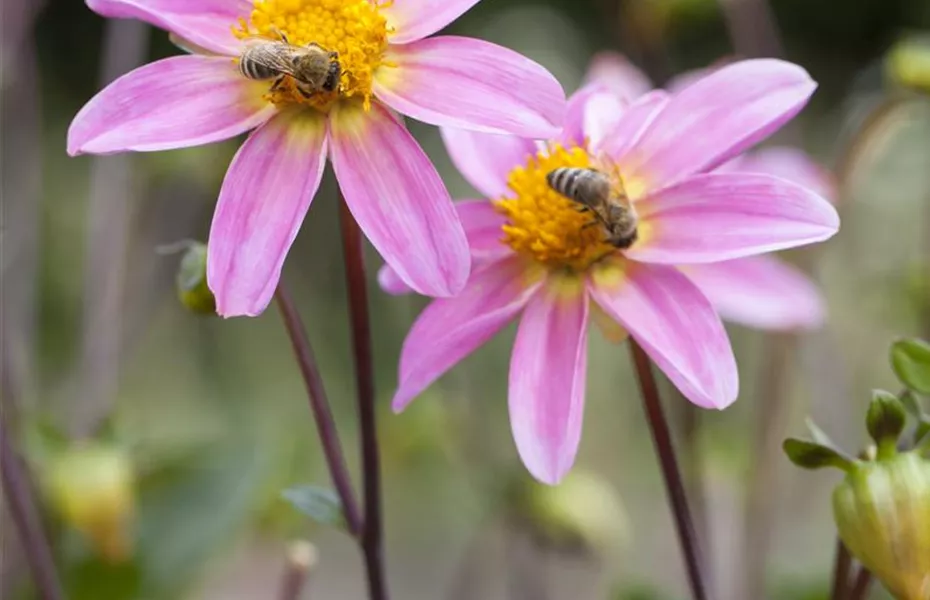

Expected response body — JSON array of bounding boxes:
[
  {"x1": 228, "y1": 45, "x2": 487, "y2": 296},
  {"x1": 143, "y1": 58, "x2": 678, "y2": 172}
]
[
  {"x1": 833, "y1": 452, "x2": 930, "y2": 600},
  {"x1": 44, "y1": 442, "x2": 135, "y2": 563},
  {"x1": 175, "y1": 242, "x2": 216, "y2": 315}
]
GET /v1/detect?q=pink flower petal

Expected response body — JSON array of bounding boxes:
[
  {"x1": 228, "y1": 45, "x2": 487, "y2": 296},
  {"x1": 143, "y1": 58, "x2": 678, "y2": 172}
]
[
  {"x1": 381, "y1": 0, "x2": 482, "y2": 45},
  {"x1": 207, "y1": 110, "x2": 328, "y2": 318},
  {"x1": 589, "y1": 259, "x2": 738, "y2": 408},
  {"x1": 583, "y1": 51, "x2": 653, "y2": 101},
  {"x1": 393, "y1": 257, "x2": 541, "y2": 411},
  {"x1": 374, "y1": 36, "x2": 564, "y2": 138},
  {"x1": 87, "y1": 0, "x2": 249, "y2": 55},
  {"x1": 509, "y1": 280, "x2": 589, "y2": 484},
  {"x1": 622, "y1": 59, "x2": 817, "y2": 192},
  {"x1": 597, "y1": 90, "x2": 669, "y2": 167},
  {"x1": 628, "y1": 173, "x2": 839, "y2": 264},
  {"x1": 68, "y1": 56, "x2": 274, "y2": 156},
  {"x1": 559, "y1": 83, "x2": 611, "y2": 148},
  {"x1": 329, "y1": 101, "x2": 470, "y2": 297},
  {"x1": 683, "y1": 256, "x2": 825, "y2": 331},
  {"x1": 725, "y1": 146, "x2": 836, "y2": 202},
  {"x1": 378, "y1": 264, "x2": 414, "y2": 296},
  {"x1": 440, "y1": 126, "x2": 536, "y2": 198},
  {"x1": 377, "y1": 199, "x2": 510, "y2": 296}
]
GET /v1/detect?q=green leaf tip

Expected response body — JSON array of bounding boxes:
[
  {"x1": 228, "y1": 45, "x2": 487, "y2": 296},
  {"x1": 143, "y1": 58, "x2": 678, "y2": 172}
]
[
  {"x1": 891, "y1": 337, "x2": 930, "y2": 394},
  {"x1": 783, "y1": 438, "x2": 855, "y2": 472},
  {"x1": 281, "y1": 485, "x2": 346, "y2": 530}
]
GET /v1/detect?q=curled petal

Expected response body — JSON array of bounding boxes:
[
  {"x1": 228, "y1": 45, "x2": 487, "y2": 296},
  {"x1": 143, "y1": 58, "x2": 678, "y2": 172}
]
[
  {"x1": 393, "y1": 257, "x2": 541, "y2": 411},
  {"x1": 683, "y1": 256, "x2": 826, "y2": 331},
  {"x1": 378, "y1": 264, "x2": 413, "y2": 296},
  {"x1": 623, "y1": 59, "x2": 817, "y2": 192},
  {"x1": 330, "y1": 101, "x2": 470, "y2": 297},
  {"x1": 375, "y1": 36, "x2": 564, "y2": 138},
  {"x1": 597, "y1": 90, "x2": 669, "y2": 168},
  {"x1": 628, "y1": 173, "x2": 839, "y2": 264},
  {"x1": 381, "y1": 0, "x2": 482, "y2": 44},
  {"x1": 68, "y1": 56, "x2": 274, "y2": 155},
  {"x1": 583, "y1": 51, "x2": 653, "y2": 101},
  {"x1": 87, "y1": 0, "x2": 249, "y2": 55},
  {"x1": 589, "y1": 260, "x2": 738, "y2": 409},
  {"x1": 440, "y1": 127, "x2": 536, "y2": 198},
  {"x1": 207, "y1": 111, "x2": 328, "y2": 317},
  {"x1": 725, "y1": 146, "x2": 837, "y2": 202},
  {"x1": 509, "y1": 279, "x2": 589, "y2": 485}
]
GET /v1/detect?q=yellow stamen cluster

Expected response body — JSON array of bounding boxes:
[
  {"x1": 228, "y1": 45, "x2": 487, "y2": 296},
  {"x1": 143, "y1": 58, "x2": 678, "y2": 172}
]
[
  {"x1": 234, "y1": 0, "x2": 392, "y2": 111},
  {"x1": 497, "y1": 144, "x2": 618, "y2": 272}
]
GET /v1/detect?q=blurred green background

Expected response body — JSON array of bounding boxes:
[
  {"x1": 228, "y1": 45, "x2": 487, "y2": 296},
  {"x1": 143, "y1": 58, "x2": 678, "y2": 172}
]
[{"x1": 2, "y1": 0, "x2": 930, "y2": 598}]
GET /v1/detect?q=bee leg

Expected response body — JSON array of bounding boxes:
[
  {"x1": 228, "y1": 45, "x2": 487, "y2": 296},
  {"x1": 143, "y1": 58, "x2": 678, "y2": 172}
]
[
  {"x1": 581, "y1": 220, "x2": 600, "y2": 230},
  {"x1": 269, "y1": 26, "x2": 289, "y2": 43},
  {"x1": 269, "y1": 75, "x2": 287, "y2": 93},
  {"x1": 295, "y1": 84, "x2": 314, "y2": 99}
]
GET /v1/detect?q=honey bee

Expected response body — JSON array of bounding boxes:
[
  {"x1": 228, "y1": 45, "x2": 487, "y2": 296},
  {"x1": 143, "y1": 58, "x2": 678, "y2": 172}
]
[
  {"x1": 239, "y1": 32, "x2": 341, "y2": 99},
  {"x1": 546, "y1": 167, "x2": 639, "y2": 249}
]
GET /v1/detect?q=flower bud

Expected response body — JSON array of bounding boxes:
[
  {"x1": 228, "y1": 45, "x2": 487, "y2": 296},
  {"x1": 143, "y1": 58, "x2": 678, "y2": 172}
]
[
  {"x1": 175, "y1": 242, "x2": 216, "y2": 315},
  {"x1": 45, "y1": 443, "x2": 135, "y2": 563},
  {"x1": 833, "y1": 452, "x2": 930, "y2": 599},
  {"x1": 514, "y1": 470, "x2": 629, "y2": 555},
  {"x1": 887, "y1": 35, "x2": 930, "y2": 94}
]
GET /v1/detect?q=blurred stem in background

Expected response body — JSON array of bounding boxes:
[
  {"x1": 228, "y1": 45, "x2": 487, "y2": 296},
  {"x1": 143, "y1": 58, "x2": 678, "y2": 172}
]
[
  {"x1": 277, "y1": 540, "x2": 318, "y2": 600},
  {"x1": 629, "y1": 341, "x2": 708, "y2": 600},
  {"x1": 74, "y1": 19, "x2": 150, "y2": 438},
  {"x1": 0, "y1": 417, "x2": 64, "y2": 600},
  {"x1": 339, "y1": 198, "x2": 390, "y2": 600},
  {"x1": 711, "y1": 2, "x2": 812, "y2": 598},
  {"x1": 829, "y1": 537, "x2": 852, "y2": 600}
]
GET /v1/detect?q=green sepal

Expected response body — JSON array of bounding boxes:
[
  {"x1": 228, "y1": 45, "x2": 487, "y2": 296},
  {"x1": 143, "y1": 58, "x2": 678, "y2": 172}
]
[
  {"x1": 867, "y1": 390, "x2": 907, "y2": 459},
  {"x1": 891, "y1": 337, "x2": 930, "y2": 394},
  {"x1": 782, "y1": 438, "x2": 856, "y2": 472}
]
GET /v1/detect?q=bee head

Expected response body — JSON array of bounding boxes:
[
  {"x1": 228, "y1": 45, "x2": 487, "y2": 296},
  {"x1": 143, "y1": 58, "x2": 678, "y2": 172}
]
[{"x1": 323, "y1": 60, "x2": 341, "y2": 92}]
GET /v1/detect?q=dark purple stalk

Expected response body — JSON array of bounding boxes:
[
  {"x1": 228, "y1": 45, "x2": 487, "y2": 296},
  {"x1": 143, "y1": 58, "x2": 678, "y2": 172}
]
[
  {"x1": 338, "y1": 199, "x2": 389, "y2": 600},
  {"x1": 848, "y1": 565, "x2": 872, "y2": 600},
  {"x1": 629, "y1": 341, "x2": 708, "y2": 600},
  {"x1": 830, "y1": 539, "x2": 852, "y2": 600},
  {"x1": 0, "y1": 417, "x2": 65, "y2": 600},
  {"x1": 274, "y1": 285, "x2": 362, "y2": 536}
]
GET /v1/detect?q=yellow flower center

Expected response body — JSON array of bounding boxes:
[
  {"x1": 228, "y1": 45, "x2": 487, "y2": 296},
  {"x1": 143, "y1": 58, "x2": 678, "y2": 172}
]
[
  {"x1": 496, "y1": 144, "x2": 622, "y2": 272},
  {"x1": 234, "y1": 0, "x2": 392, "y2": 111}
]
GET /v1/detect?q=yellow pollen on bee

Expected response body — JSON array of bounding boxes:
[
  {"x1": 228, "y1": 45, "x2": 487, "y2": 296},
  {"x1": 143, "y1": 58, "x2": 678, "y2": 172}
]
[
  {"x1": 495, "y1": 144, "x2": 620, "y2": 272},
  {"x1": 234, "y1": 0, "x2": 393, "y2": 111}
]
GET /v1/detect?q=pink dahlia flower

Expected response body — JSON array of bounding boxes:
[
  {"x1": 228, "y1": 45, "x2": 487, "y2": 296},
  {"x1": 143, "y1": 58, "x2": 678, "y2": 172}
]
[
  {"x1": 585, "y1": 51, "x2": 837, "y2": 331},
  {"x1": 67, "y1": 0, "x2": 565, "y2": 317},
  {"x1": 380, "y1": 60, "x2": 840, "y2": 483}
]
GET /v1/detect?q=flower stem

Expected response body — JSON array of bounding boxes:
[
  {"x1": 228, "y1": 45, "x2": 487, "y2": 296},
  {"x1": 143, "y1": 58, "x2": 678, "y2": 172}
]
[
  {"x1": 338, "y1": 198, "x2": 389, "y2": 600},
  {"x1": 848, "y1": 565, "x2": 872, "y2": 600},
  {"x1": 274, "y1": 284, "x2": 362, "y2": 536},
  {"x1": 829, "y1": 539, "x2": 852, "y2": 600},
  {"x1": 0, "y1": 417, "x2": 65, "y2": 600},
  {"x1": 629, "y1": 340, "x2": 708, "y2": 600}
]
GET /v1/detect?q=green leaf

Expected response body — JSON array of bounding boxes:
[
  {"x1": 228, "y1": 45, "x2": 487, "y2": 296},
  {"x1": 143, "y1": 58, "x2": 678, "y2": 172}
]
[
  {"x1": 282, "y1": 485, "x2": 346, "y2": 530},
  {"x1": 805, "y1": 418, "x2": 839, "y2": 448},
  {"x1": 900, "y1": 389, "x2": 925, "y2": 417},
  {"x1": 891, "y1": 338, "x2": 930, "y2": 394},
  {"x1": 867, "y1": 390, "x2": 907, "y2": 457},
  {"x1": 783, "y1": 438, "x2": 855, "y2": 472}
]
